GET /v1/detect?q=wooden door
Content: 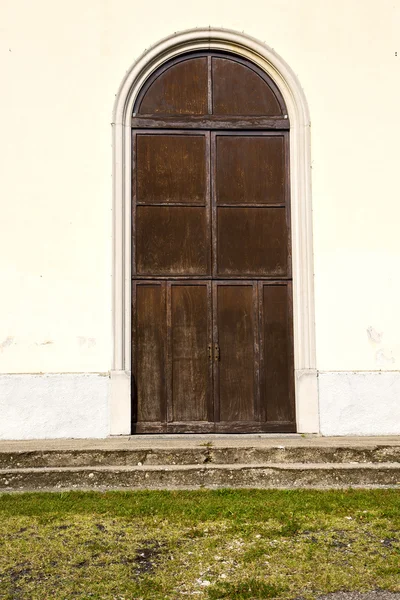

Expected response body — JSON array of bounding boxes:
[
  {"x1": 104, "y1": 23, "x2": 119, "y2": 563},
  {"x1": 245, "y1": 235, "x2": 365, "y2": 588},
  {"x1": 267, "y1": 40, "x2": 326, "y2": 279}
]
[
  {"x1": 131, "y1": 52, "x2": 295, "y2": 433},
  {"x1": 133, "y1": 281, "x2": 213, "y2": 432},
  {"x1": 212, "y1": 281, "x2": 295, "y2": 432}
]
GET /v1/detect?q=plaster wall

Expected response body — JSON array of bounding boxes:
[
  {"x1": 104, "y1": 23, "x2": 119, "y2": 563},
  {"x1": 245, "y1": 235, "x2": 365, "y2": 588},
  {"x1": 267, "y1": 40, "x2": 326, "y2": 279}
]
[
  {"x1": 319, "y1": 372, "x2": 400, "y2": 436},
  {"x1": 0, "y1": 374, "x2": 109, "y2": 440},
  {"x1": 0, "y1": 0, "x2": 399, "y2": 437}
]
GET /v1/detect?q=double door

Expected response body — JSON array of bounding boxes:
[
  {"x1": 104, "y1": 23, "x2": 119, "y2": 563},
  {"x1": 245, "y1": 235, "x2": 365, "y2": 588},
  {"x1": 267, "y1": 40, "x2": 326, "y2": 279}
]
[{"x1": 132, "y1": 129, "x2": 295, "y2": 433}]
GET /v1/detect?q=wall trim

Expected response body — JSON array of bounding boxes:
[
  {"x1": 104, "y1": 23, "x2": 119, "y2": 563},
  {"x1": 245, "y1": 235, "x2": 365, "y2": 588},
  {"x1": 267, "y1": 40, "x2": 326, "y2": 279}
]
[{"x1": 111, "y1": 27, "x2": 318, "y2": 435}]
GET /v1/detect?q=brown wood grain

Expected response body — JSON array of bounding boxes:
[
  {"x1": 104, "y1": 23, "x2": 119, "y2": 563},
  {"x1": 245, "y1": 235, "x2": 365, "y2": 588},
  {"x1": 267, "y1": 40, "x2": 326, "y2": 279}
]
[
  {"x1": 136, "y1": 206, "x2": 210, "y2": 276},
  {"x1": 212, "y1": 57, "x2": 283, "y2": 116},
  {"x1": 133, "y1": 421, "x2": 296, "y2": 434},
  {"x1": 215, "y1": 134, "x2": 286, "y2": 205},
  {"x1": 134, "y1": 283, "x2": 166, "y2": 423},
  {"x1": 132, "y1": 50, "x2": 295, "y2": 434},
  {"x1": 137, "y1": 57, "x2": 208, "y2": 116},
  {"x1": 136, "y1": 134, "x2": 207, "y2": 204},
  {"x1": 261, "y1": 282, "x2": 295, "y2": 423},
  {"x1": 170, "y1": 283, "x2": 211, "y2": 422},
  {"x1": 131, "y1": 116, "x2": 290, "y2": 129},
  {"x1": 216, "y1": 207, "x2": 288, "y2": 277},
  {"x1": 216, "y1": 283, "x2": 256, "y2": 422}
]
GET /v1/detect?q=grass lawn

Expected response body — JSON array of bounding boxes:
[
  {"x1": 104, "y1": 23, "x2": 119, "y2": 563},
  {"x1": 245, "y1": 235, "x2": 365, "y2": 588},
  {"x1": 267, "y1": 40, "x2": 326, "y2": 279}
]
[{"x1": 0, "y1": 489, "x2": 399, "y2": 599}]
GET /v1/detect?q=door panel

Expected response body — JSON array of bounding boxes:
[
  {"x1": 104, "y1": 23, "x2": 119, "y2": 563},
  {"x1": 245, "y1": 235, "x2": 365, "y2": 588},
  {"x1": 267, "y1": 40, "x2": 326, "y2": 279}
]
[
  {"x1": 170, "y1": 283, "x2": 211, "y2": 422},
  {"x1": 260, "y1": 282, "x2": 295, "y2": 424},
  {"x1": 134, "y1": 283, "x2": 166, "y2": 423},
  {"x1": 136, "y1": 134, "x2": 207, "y2": 204},
  {"x1": 133, "y1": 131, "x2": 211, "y2": 277},
  {"x1": 214, "y1": 283, "x2": 258, "y2": 423},
  {"x1": 138, "y1": 57, "x2": 208, "y2": 116},
  {"x1": 215, "y1": 135, "x2": 285, "y2": 205},
  {"x1": 212, "y1": 132, "x2": 290, "y2": 279},
  {"x1": 216, "y1": 207, "x2": 288, "y2": 276},
  {"x1": 136, "y1": 206, "x2": 210, "y2": 275},
  {"x1": 212, "y1": 57, "x2": 282, "y2": 116},
  {"x1": 133, "y1": 282, "x2": 212, "y2": 431}
]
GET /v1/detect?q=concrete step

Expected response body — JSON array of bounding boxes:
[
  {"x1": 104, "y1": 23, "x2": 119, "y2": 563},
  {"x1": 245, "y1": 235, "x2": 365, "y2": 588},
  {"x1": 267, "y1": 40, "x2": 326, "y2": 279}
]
[
  {"x1": 0, "y1": 462, "x2": 399, "y2": 492},
  {"x1": 1, "y1": 445, "x2": 400, "y2": 470},
  {"x1": 1, "y1": 437, "x2": 399, "y2": 491}
]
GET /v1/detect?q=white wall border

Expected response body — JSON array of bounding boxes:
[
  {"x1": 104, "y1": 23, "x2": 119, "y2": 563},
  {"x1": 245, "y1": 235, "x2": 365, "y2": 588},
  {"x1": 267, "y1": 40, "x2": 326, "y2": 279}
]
[{"x1": 111, "y1": 27, "x2": 318, "y2": 434}]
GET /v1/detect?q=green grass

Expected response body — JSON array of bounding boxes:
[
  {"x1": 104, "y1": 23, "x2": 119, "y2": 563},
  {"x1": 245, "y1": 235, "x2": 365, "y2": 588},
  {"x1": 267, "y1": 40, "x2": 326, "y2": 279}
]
[{"x1": 0, "y1": 489, "x2": 399, "y2": 599}]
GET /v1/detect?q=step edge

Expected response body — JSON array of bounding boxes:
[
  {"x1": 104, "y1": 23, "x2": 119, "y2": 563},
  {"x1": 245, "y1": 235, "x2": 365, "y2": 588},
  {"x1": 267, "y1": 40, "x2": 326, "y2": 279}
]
[{"x1": 2, "y1": 462, "x2": 400, "y2": 474}]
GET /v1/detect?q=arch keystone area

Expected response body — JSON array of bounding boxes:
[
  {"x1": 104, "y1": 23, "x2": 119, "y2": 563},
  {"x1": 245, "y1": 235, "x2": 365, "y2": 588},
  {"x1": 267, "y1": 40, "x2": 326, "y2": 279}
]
[{"x1": 111, "y1": 28, "x2": 318, "y2": 435}]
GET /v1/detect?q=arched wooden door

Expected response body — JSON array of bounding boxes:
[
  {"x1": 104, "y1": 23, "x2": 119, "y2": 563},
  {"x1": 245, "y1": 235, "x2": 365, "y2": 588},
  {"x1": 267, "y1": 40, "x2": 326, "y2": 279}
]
[{"x1": 131, "y1": 52, "x2": 295, "y2": 433}]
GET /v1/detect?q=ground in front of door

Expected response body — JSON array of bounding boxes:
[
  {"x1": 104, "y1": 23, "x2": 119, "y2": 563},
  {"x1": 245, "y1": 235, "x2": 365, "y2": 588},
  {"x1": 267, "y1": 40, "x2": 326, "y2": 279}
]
[{"x1": 0, "y1": 489, "x2": 398, "y2": 599}]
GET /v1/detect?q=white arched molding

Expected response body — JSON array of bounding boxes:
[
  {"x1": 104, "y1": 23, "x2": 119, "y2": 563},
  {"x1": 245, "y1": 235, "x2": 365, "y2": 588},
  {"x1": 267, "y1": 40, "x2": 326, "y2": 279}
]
[{"x1": 111, "y1": 28, "x2": 319, "y2": 435}]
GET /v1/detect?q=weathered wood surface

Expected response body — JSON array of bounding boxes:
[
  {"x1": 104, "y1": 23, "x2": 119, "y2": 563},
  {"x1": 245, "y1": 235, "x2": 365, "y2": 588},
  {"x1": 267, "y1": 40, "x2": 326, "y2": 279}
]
[
  {"x1": 131, "y1": 117, "x2": 290, "y2": 129},
  {"x1": 136, "y1": 134, "x2": 207, "y2": 204},
  {"x1": 212, "y1": 56, "x2": 284, "y2": 116},
  {"x1": 137, "y1": 56, "x2": 208, "y2": 116},
  {"x1": 132, "y1": 51, "x2": 295, "y2": 434}
]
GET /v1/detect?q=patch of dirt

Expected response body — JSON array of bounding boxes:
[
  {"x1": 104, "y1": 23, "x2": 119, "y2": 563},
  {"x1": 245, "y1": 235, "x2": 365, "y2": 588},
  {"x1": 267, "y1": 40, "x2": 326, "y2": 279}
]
[
  {"x1": 9, "y1": 566, "x2": 32, "y2": 582},
  {"x1": 133, "y1": 539, "x2": 166, "y2": 576},
  {"x1": 331, "y1": 541, "x2": 348, "y2": 549},
  {"x1": 74, "y1": 560, "x2": 89, "y2": 569},
  {"x1": 380, "y1": 538, "x2": 398, "y2": 548},
  {"x1": 5, "y1": 563, "x2": 45, "y2": 585}
]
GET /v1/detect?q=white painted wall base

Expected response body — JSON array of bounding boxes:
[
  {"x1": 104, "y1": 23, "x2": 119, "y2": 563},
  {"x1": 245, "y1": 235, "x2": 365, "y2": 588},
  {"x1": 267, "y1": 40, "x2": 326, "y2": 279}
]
[
  {"x1": 0, "y1": 374, "x2": 110, "y2": 440},
  {"x1": 1, "y1": 371, "x2": 399, "y2": 440},
  {"x1": 319, "y1": 372, "x2": 400, "y2": 436}
]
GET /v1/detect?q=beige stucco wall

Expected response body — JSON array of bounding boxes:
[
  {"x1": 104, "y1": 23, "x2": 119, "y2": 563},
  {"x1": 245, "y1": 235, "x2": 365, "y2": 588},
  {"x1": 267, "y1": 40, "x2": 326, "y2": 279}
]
[{"x1": 1, "y1": 0, "x2": 399, "y2": 376}]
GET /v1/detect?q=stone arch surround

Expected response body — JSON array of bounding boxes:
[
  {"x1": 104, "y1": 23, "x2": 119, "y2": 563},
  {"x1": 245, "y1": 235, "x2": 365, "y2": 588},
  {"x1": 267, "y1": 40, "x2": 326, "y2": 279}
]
[{"x1": 111, "y1": 28, "x2": 318, "y2": 434}]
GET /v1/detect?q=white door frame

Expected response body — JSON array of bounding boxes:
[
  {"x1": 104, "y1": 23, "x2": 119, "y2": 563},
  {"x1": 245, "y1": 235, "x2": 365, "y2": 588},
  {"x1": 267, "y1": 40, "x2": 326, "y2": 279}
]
[{"x1": 111, "y1": 27, "x2": 319, "y2": 434}]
